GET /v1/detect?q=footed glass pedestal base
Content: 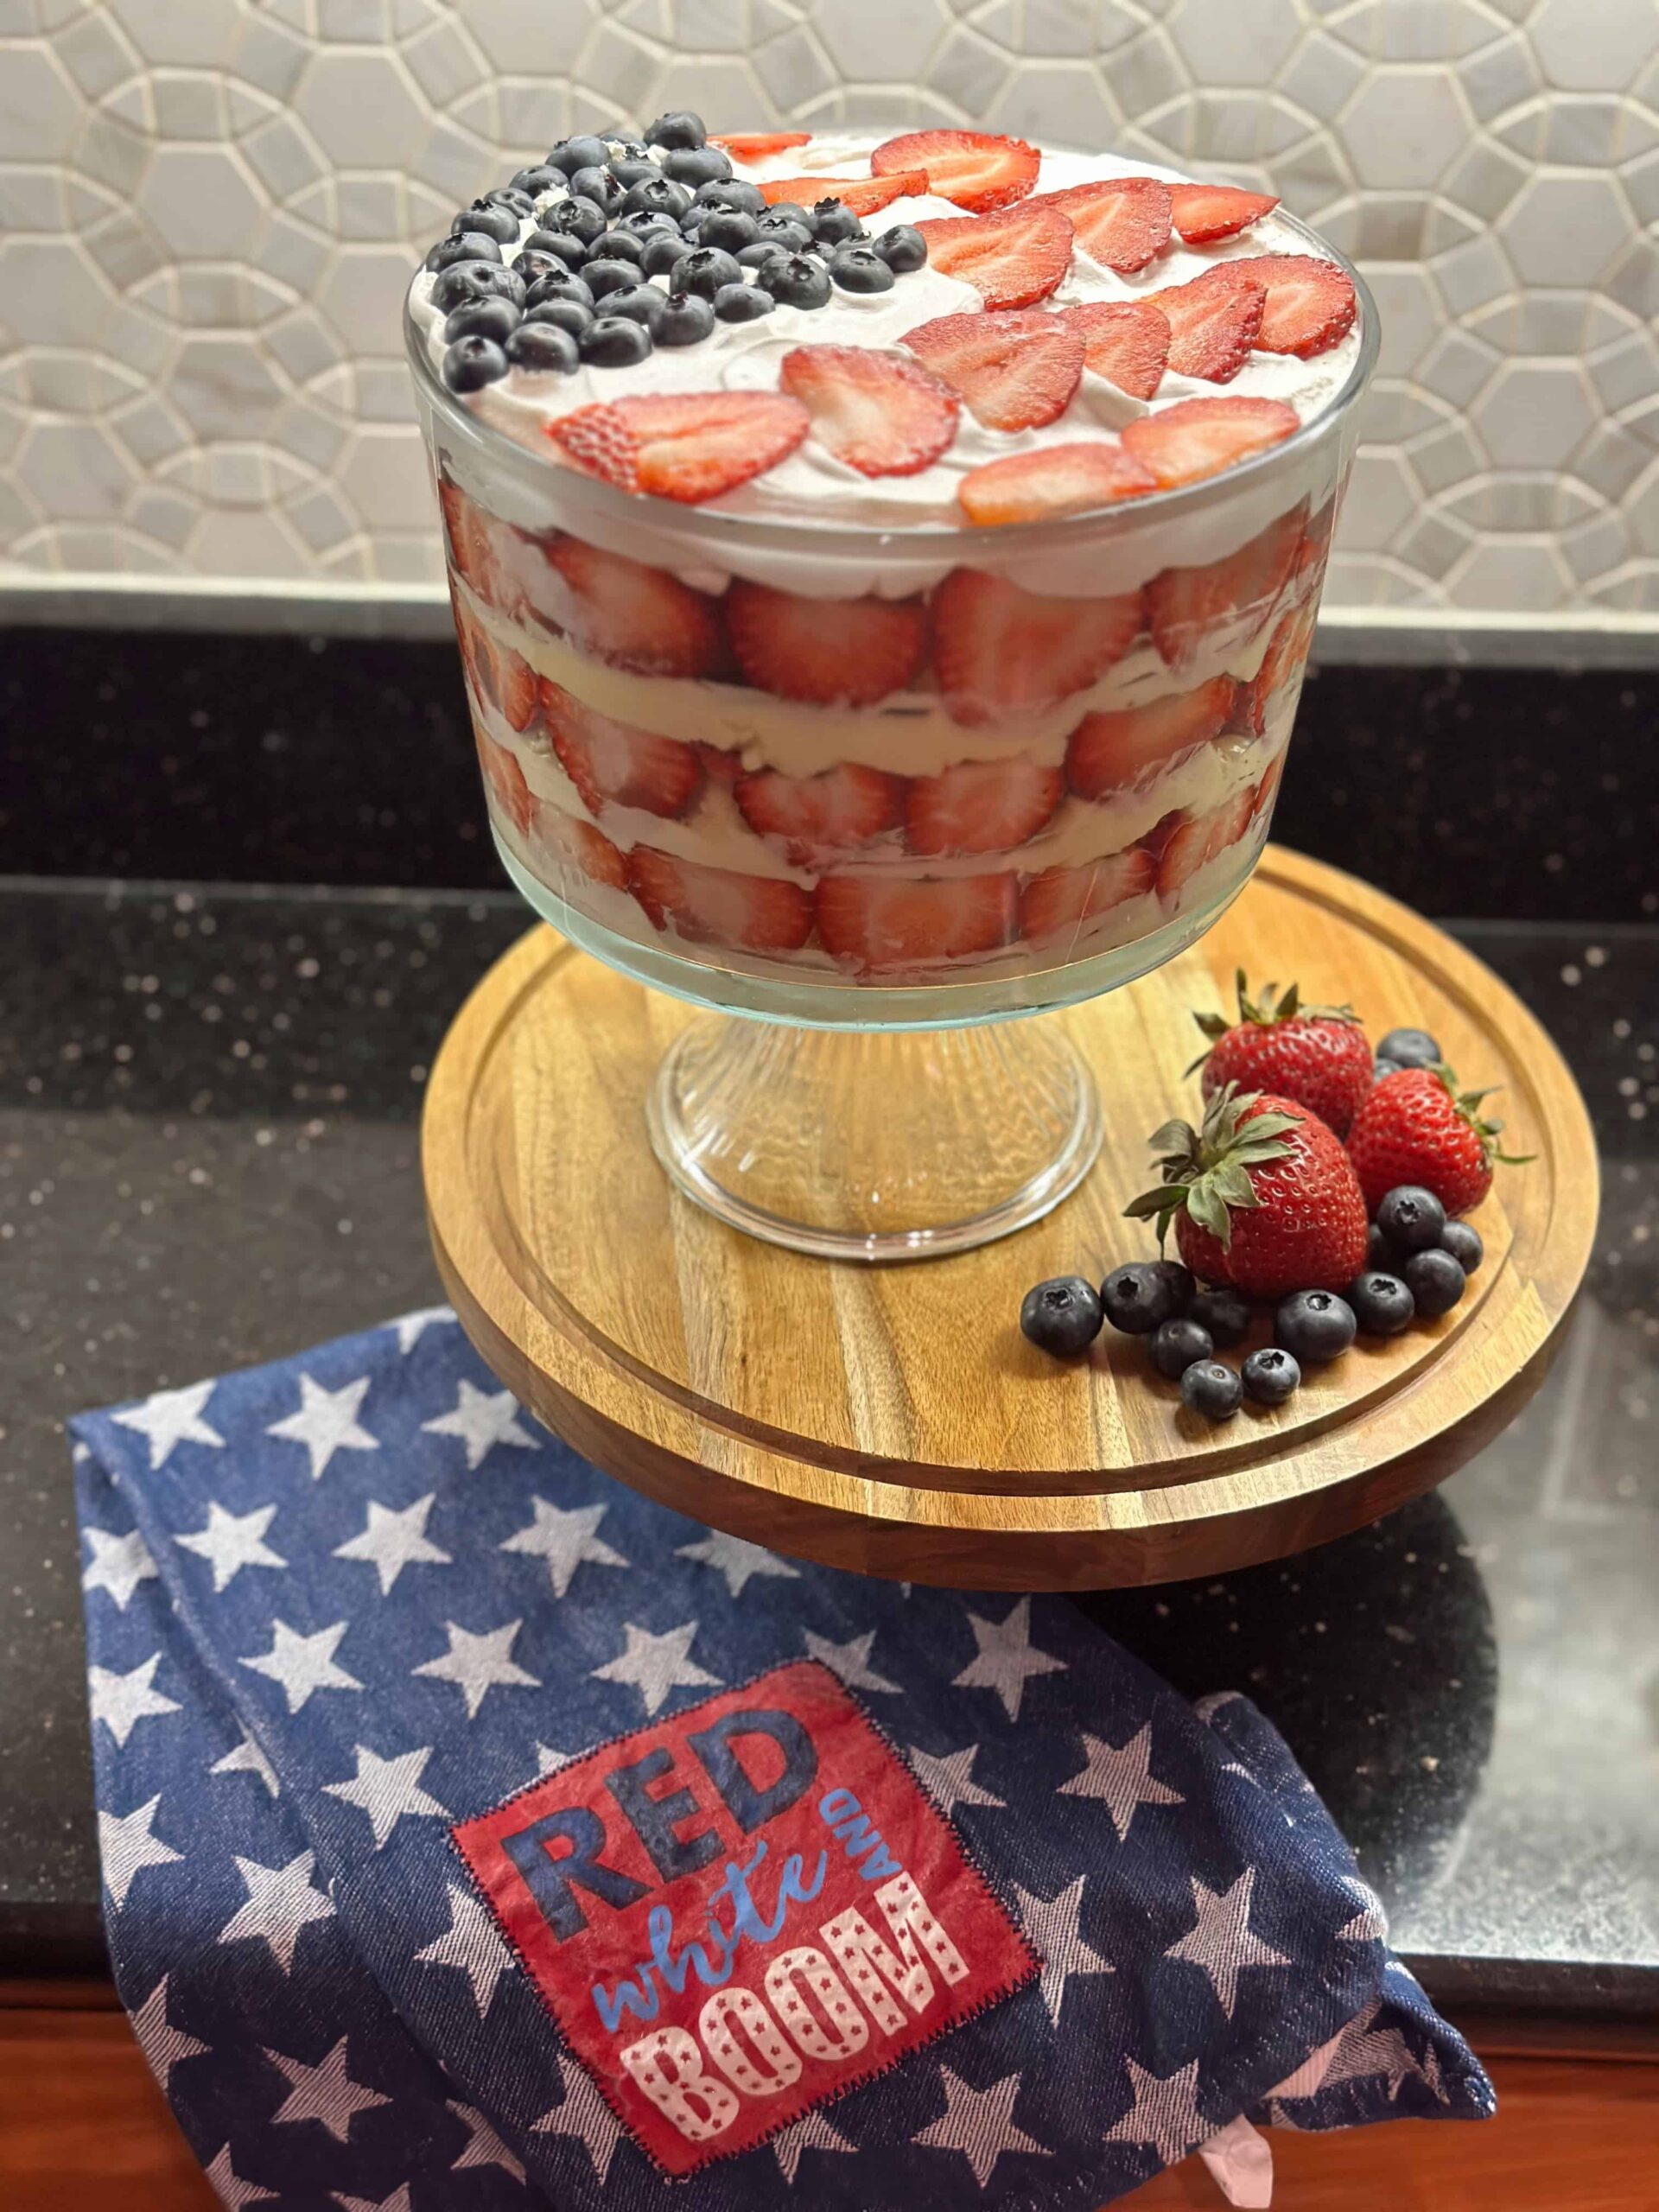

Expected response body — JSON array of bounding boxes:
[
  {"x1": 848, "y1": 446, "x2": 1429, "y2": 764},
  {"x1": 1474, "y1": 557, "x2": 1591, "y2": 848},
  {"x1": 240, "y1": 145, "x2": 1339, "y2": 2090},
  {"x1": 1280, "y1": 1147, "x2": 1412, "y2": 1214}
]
[{"x1": 645, "y1": 1015, "x2": 1103, "y2": 1262}]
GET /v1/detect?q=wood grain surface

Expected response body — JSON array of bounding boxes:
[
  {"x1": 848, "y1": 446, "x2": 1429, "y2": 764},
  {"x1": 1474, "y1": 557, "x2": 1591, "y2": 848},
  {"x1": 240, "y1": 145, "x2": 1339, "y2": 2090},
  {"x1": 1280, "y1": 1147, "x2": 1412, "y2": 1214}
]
[
  {"x1": 1, "y1": 2008, "x2": 1649, "y2": 2212},
  {"x1": 425, "y1": 847, "x2": 1599, "y2": 1588}
]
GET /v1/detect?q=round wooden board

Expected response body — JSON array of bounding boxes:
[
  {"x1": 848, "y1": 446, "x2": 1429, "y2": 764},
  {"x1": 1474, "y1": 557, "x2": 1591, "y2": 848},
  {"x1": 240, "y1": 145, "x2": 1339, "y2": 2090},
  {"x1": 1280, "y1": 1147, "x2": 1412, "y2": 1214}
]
[{"x1": 423, "y1": 847, "x2": 1599, "y2": 1589}]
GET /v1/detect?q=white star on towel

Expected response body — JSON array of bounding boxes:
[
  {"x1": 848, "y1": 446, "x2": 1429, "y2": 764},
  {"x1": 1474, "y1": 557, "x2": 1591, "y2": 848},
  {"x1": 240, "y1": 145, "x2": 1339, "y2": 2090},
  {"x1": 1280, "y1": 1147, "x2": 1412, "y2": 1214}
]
[
  {"x1": 908, "y1": 1742, "x2": 1006, "y2": 1815},
  {"x1": 80, "y1": 1524, "x2": 158, "y2": 1610},
  {"x1": 912, "y1": 2066, "x2": 1050, "y2": 2189},
  {"x1": 1335, "y1": 1874, "x2": 1389, "y2": 1942},
  {"x1": 415, "y1": 1880, "x2": 517, "y2": 2017},
  {"x1": 501, "y1": 1497, "x2": 626, "y2": 1598},
  {"x1": 99, "y1": 1795, "x2": 182, "y2": 1910},
  {"x1": 677, "y1": 1529, "x2": 799, "y2": 1599},
  {"x1": 203, "y1": 2145, "x2": 276, "y2": 2207},
  {"x1": 772, "y1": 2108, "x2": 856, "y2": 2185},
  {"x1": 951, "y1": 1597, "x2": 1066, "y2": 1721},
  {"x1": 1105, "y1": 2056, "x2": 1205, "y2": 2166},
  {"x1": 210, "y1": 1730, "x2": 280, "y2": 1796},
  {"x1": 804, "y1": 1628, "x2": 901, "y2": 1694},
  {"x1": 536, "y1": 1742, "x2": 574, "y2": 1776},
  {"x1": 593, "y1": 1620, "x2": 720, "y2": 1716},
  {"x1": 216, "y1": 1850, "x2": 334, "y2": 1974},
  {"x1": 130, "y1": 1974, "x2": 209, "y2": 2090},
  {"x1": 533, "y1": 2053, "x2": 624, "y2": 2183},
  {"x1": 1319, "y1": 2001, "x2": 1421, "y2": 2100},
  {"x1": 90, "y1": 1652, "x2": 180, "y2": 1748},
  {"x1": 414, "y1": 1619, "x2": 539, "y2": 1718},
  {"x1": 1014, "y1": 1874, "x2": 1115, "y2": 2027},
  {"x1": 240, "y1": 1618, "x2": 362, "y2": 1712},
  {"x1": 392, "y1": 1305, "x2": 452, "y2": 1352},
  {"x1": 322, "y1": 1745, "x2": 448, "y2": 1849},
  {"x1": 113, "y1": 1380, "x2": 223, "y2": 1469},
  {"x1": 1162, "y1": 1867, "x2": 1291, "y2": 2018},
  {"x1": 422, "y1": 1378, "x2": 535, "y2": 1470},
  {"x1": 177, "y1": 1500, "x2": 287, "y2": 1592},
  {"x1": 448, "y1": 2101, "x2": 524, "y2": 2183},
  {"x1": 333, "y1": 1495, "x2": 451, "y2": 1593},
  {"x1": 264, "y1": 2036, "x2": 389, "y2": 2143},
  {"x1": 267, "y1": 1373, "x2": 378, "y2": 1480},
  {"x1": 336, "y1": 2189, "x2": 413, "y2": 2212},
  {"x1": 1057, "y1": 1720, "x2": 1185, "y2": 1841}
]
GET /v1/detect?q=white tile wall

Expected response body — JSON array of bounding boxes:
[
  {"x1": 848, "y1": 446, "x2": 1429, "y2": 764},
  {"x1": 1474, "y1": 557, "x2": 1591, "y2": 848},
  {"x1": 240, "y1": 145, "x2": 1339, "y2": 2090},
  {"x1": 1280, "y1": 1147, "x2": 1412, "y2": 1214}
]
[{"x1": 0, "y1": 0, "x2": 1656, "y2": 614}]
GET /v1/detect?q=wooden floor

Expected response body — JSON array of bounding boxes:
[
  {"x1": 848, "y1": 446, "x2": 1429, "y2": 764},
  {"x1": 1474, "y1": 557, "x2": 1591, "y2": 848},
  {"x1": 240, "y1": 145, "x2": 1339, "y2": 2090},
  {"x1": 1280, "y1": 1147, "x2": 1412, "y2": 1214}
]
[{"x1": 0, "y1": 2005, "x2": 1652, "y2": 2210}]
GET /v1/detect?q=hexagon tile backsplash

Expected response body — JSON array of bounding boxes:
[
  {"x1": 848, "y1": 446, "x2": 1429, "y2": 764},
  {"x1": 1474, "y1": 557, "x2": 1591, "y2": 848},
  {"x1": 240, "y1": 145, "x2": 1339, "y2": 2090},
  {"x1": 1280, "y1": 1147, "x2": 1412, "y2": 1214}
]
[{"x1": 2, "y1": 0, "x2": 1657, "y2": 619}]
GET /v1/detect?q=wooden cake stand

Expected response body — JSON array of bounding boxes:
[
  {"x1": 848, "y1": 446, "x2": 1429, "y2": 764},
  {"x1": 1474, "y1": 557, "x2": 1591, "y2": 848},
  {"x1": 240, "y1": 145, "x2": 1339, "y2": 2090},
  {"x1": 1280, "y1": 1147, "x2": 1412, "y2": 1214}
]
[{"x1": 423, "y1": 848, "x2": 1598, "y2": 1589}]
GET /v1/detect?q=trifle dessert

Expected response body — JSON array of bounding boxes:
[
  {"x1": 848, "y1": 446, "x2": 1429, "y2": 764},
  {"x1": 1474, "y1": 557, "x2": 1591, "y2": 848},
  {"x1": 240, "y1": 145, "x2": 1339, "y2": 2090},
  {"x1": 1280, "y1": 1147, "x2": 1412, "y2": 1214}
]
[{"x1": 406, "y1": 118, "x2": 1373, "y2": 1023}]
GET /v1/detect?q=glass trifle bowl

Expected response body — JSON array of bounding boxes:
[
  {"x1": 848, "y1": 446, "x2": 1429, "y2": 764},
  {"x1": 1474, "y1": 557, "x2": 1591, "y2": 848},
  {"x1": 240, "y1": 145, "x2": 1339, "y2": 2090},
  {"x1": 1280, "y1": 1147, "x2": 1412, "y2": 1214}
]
[{"x1": 405, "y1": 122, "x2": 1376, "y2": 1259}]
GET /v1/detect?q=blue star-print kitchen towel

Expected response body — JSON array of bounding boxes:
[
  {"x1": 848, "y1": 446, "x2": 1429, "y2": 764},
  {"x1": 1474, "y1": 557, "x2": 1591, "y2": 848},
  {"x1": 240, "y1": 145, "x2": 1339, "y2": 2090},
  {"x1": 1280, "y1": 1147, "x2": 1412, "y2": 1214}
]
[{"x1": 73, "y1": 1311, "x2": 1492, "y2": 2211}]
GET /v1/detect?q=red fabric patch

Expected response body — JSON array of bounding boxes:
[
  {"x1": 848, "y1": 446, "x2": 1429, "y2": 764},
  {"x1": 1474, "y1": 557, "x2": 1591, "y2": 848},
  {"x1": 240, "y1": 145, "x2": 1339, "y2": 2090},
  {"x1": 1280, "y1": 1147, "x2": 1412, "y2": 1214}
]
[{"x1": 452, "y1": 1658, "x2": 1037, "y2": 2176}]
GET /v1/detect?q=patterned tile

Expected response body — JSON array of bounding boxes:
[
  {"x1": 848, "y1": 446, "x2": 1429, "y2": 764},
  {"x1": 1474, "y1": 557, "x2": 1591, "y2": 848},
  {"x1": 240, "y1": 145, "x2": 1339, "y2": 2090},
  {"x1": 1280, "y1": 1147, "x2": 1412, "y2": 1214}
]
[{"x1": 0, "y1": 0, "x2": 1655, "y2": 617}]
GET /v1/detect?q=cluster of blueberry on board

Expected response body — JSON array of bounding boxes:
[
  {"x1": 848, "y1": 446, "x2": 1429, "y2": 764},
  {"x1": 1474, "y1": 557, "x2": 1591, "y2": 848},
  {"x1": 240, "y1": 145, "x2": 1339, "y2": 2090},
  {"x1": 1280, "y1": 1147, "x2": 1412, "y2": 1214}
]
[
  {"x1": 425, "y1": 111, "x2": 930, "y2": 392},
  {"x1": 1020, "y1": 981, "x2": 1522, "y2": 1429}
]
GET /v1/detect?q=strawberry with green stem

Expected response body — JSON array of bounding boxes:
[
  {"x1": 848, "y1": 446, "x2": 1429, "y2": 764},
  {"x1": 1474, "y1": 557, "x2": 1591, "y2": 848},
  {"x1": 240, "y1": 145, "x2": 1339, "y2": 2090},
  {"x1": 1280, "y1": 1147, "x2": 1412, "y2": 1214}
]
[
  {"x1": 1347, "y1": 1064, "x2": 1530, "y2": 1217},
  {"x1": 1191, "y1": 969, "x2": 1374, "y2": 1138}
]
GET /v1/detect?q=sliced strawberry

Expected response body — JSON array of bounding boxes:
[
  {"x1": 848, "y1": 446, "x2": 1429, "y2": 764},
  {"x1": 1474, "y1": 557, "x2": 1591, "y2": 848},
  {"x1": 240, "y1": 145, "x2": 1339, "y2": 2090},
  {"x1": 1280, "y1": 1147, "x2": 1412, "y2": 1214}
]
[
  {"x1": 725, "y1": 578, "x2": 928, "y2": 706},
  {"x1": 759, "y1": 171, "x2": 927, "y2": 216},
  {"x1": 1122, "y1": 395, "x2": 1298, "y2": 491},
  {"x1": 900, "y1": 309, "x2": 1081, "y2": 433},
  {"x1": 1168, "y1": 183, "x2": 1280, "y2": 243},
  {"x1": 933, "y1": 568, "x2": 1144, "y2": 724},
  {"x1": 1066, "y1": 676, "x2": 1236, "y2": 799},
  {"x1": 541, "y1": 681, "x2": 702, "y2": 820},
  {"x1": 915, "y1": 202, "x2": 1073, "y2": 310},
  {"x1": 871, "y1": 130, "x2": 1039, "y2": 213},
  {"x1": 491, "y1": 637, "x2": 539, "y2": 732},
  {"x1": 439, "y1": 476, "x2": 498, "y2": 605},
  {"x1": 1234, "y1": 607, "x2": 1305, "y2": 736},
  {"x1": 629, "y1": 847, "x2": 813, "y2": 953},
  {"x1": 1028, "y1": 177, "x2": 1171, "y2": 273},
  {"x1": 548, "y1": 392, "x2": 810, "y2": 505},
  {"x1": 1145, "y1": 503, "x2": 1306, "y2": 667},
  {"x1": 1056, "y1": 301, "x2": 1171, "y2": 400},
  {"x1": 697, "y1": 741, "x2": 744, "y2": 786},
  {"x1": 1141, "y1": 268, "x2": 1264, "y2": 384},
  {"x1": 735, "y1": 763, "x2": 906, "y2": 865},
  {"x1": 709, "y1": 131, "x2": 810, "y2": 161},
  {"x1": 1155, "y1": 789, "x2": 1257, "y2": 899},
  {"x1": 474, "y1": 728, "x2": 533, "y2": 838},
  {"x1": 1252, "y1": 751, "x2": 1286, "y2": 823},
  {"x1": 452, "y1": 591, "x2": 496, "y2": 710},
  {"x1": 1022, "y1": 845, "x2": 1155, "y2": 944},
  {"x1": 957, "y1": 442, "x2": 1158, "y2": 526},
  {"x1": 817, "y1": 870, "x2": 1018, "y2": 975},
  {"x1": 540, "y1": 537, "x2": 726, "y2": 677},
  {"x1": 904, "y1": 757, "x2": 1062, "y2": 857},
  {"x1": 1294, "y1": 493, "x2": 1337, "y2": 580},
  {"x1": 778, "y1": 345, "x2": 958, "y2": 478},
  {"x1": 532, "y1": 803, "x2": 630, "y2": 891},
  {"x1": 1245, "y1": 254, "x2": 1358, "y2": 359}
]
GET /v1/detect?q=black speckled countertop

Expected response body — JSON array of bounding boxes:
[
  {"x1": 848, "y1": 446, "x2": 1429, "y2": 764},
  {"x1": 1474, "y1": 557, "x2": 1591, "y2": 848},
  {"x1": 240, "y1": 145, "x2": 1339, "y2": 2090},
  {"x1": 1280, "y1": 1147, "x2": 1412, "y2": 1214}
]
[{"x1": 2, "y1": 873, "x2": 1654, "y2": 2020}]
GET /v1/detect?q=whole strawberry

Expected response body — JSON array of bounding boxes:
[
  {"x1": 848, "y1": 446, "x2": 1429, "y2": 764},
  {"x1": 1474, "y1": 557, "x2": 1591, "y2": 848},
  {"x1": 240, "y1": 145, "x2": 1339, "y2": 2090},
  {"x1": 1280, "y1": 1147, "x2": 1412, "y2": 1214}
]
[
  {"x1": 1128, "y1": 1083, "x2": 1370, "y2": 1299},
  {"x1": 1348, "y1": 1065, "x2": 1523, "y2": 1216},
  {"x1": 1192, "y1": 969, "x2": 1373, "y2": 1138}
]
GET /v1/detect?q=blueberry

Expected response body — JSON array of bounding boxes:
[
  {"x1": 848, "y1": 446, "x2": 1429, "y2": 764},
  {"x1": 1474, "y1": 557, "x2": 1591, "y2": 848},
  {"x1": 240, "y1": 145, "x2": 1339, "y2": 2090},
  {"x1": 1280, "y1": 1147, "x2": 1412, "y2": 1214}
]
[
  {"x1": 755, "y1": 213, "x2": 814, "y2": 252},
  {"x1": 757, "y1": 252, "x2": 831, "y2": 308},
  {"x1": 443, "y1": 296, "x2": 523, "y2": 346},
  {"x1": 617, "y1": 210, "x2": 682, "y2": 240},
  {"x1": 698, "y1": 207, "x2": 760, "y2": 254},
  {"x1": 1347, "y1": 1270, "x2": 1415, "y2": 1336},
  {"x1": 656, "y1": 289, "x2": 718, "y2": 346},
  {"x1": 591, "y1": 228, "x2": 648, "y2": 266},
  {"x1": 550, "y1": 137, "x2": 613, "y2": 177},
  {"x1": 1019, "y1": 1276, "x2": 1104, "y2": 1358},
  {"x1": 713, "y1": 281, "x2": 773, "y2": 323},
  {"x1": 1376, "y1": 1185, "x2": 1446, "y2": 1253},
  {"x1": 1241, "y1": 1346, "x2": 1301, "y2": 1406},
  {"x1": 546, "y1": 196, "x2": 608, "y2": 247},
  {"x1": 661, "y1": 144, "x2": 734, "y2": 188},
  {"x1": 762, "y1": 201, "x2": 817, "y2": 235},
  {"x1": 609, "y1": 157, "x2": 661, "y2": 191},
  {"x1": 510, "y1": 164, "x2": 566, "y2": 198},
  {"x1": 735, "y1": 239, "x2": 789, "y2": 270},
  {"x1": 581, "y1": 257, "x2": 644, "y2": 302},
  {"x1": 696, "y1": 178, "x2": 766, "y2": 216},
  {"x1": 442, "y1": 334, "x2": 509, "y2": 392},
  {"x1": 1365, "y1": 1220, "x2": 1399, "y2": 1271},
  {"x1": 1274, "y1": 1289, "x2": 1357, "y2": 1363},
  {"x1": 1181, "y1": 1360, "x2": 1244, "y2": 1422},
  {"x1": 599, "y1": 133, "x2": 652, "y2": 160},
  {"x1": 486, "y1": 187, "x2": 535, "y2": 218},
  {"x1": 641, "y1": 231, "x2": 696, "y2": 277},
  {"x1": 504, "y1": 321, "x2": 580, "y2": 374},
  {"x1": 604, "y1": 282, "x2": 666, "y2": 331},
  {"x1": 524, "y1": 271, "x2": 596, "y2": 312},
  {"x1": 676, "y1": 245, "x2": 743, "y2": 300},
  {"x1": 519, "y1": 228, "x2": 588, "y2": 267},
  {"x1": 1101, "y1": 1260, "x2": 1184, "y2": 1336},
  {"x1": 1151, "y1": 1260, "x2": 1196, "y2": 1314},
  {"x1": 511, "y1": 249, "x2": 569, "y2": 289},
  {"x1": 1376, "y1": 1027, "x2": 1443, "y2": 1071},
  {"x1": 829, "y1": 244, "x2": 895, "y2": 293},
  {"x1": 452, "y1": 201, "x2": 521, "y2": 246},
  {"x1": 645, "y1": 110, "x2": 709, "y2": 151},
  {"x1": 1403, "y1": 1248, "x2": 1465, "y2": 1318},
  {"x1": 812, "y1": 198, "x2": 864, "y2": 245},
  {"x1": 874, "y1": 223, "x2": 929, "y2": 272},
  {"x1": 1439, "y1": 1220, "x2": 1484, "y2": 1274},
  {"x1": 430, "y1": 260, "x2": 526, "y2": 315},
  {"x1": 522, "y1": 297, "x2": 594, "y2": 340},
  {"x1": 427, "y1": 231, "x2": 504, "y2": 272},
  {"x1": 569, "y1": 165, "x2": 625, "y2": 213},
  {"x1": 623, "y1": 175, "x2": 692, "y2": 222},
  {"x1": 1151, "y1": 1317, "x2": 1214, "y2": 1381},
  {"x1": 579, "y1": 315, "x2": 653, "y2": 366},
  {"x1": 1372, "y1": 1058, "x2": 1404, "y2": 1081},
  {"x1": 1188, "y1": 1286, "x2": 1252, "y2": 1348}
]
